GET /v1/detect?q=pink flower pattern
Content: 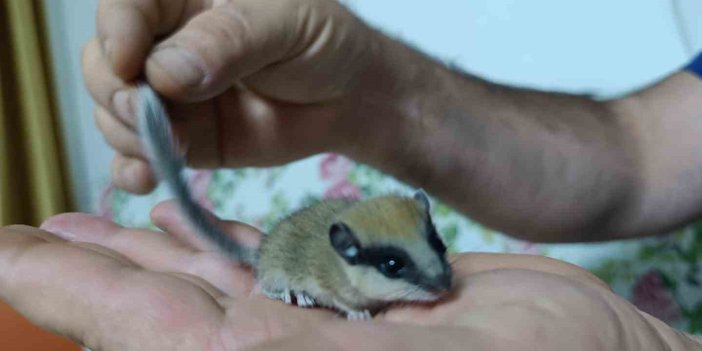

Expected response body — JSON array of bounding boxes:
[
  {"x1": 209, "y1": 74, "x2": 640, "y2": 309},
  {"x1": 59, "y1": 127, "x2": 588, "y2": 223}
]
[
  {"x1": 320, "y1": 154, "x2": 354, "y2": 183},
  {"x1": 319, "y1": 153, "x2": 361, "y2": 200},
  {"x1": 517, "y1": 242, "x2": 541, "y2": 255},
  {"x1": 189, "y1": 170, "x2": 215, "y2": 211},
  {"x1": 324, "y1": 180, "x2": 361, "y2": 200},
  {"x1": 632, "y1": 271, "x2": 682, "y2": 324}
]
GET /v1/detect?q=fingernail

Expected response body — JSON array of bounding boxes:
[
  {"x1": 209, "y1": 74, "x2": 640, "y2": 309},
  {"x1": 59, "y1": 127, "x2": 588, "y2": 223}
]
[
  {"x1": 112, "y1": 89, "x2": 135, "y2": 125},
  {"x1": 40, "y1": 219, "x2": 77, "y2": 241},
  {"x1": 150, "y1": 47, "x2": 206, "y2": 89},
  {"x1": 52, "y1": 229, "x2": 77, "y2": 241}
]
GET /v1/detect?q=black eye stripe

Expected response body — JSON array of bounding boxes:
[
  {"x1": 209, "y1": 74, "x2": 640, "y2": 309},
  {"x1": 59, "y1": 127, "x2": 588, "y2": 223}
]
[
  {"x1": 357, "y1": 246, "x2": 414, "y2": 268},
  {"x1": 361, "y1": 247, "x2": 416, "y2": 281},
  {"x1": 426, "y1": 218, "x2": 447, "y2": 254},
  {"x1": 429, "y1": 231, "x2": 447, "y2": 253},
  {"x1": 357, "y1": 243, "x2": 451, "y2": 292}
]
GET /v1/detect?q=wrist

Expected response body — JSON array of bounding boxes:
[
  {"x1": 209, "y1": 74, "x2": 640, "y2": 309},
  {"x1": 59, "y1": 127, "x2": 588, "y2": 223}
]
[{"x1": 334, "y1": 32, "x2": 445, "y2": 170}]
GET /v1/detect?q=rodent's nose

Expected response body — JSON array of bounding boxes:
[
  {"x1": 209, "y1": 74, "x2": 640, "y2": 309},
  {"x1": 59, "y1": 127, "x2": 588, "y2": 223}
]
[
  {"x1": 436, "y1": 272, "x2": 452, "y2": 291},
  {"x1": 425, "y1": 271, "x2": 452, "y2": 293}
]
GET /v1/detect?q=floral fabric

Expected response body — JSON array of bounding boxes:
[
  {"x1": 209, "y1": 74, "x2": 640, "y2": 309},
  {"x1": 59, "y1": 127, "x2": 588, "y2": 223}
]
[{"x1": 101, "y1": 154, "x2": 702, "y2": 335}]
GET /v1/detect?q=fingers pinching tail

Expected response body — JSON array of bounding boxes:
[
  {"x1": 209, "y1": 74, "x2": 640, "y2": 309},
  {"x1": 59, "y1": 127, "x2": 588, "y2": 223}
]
[{"x1": 89, "y1": 0, "x2": 369, "y2": 192}]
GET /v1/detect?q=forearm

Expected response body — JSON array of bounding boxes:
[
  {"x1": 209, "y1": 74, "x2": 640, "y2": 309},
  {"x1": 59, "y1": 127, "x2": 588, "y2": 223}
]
[
  {"x1": 344, "y1": 35, "x2": 702, "y2": 242},
  {"x1": 643, "y1": 313, "x2": 702, "y2": 351},
  {"x1": 609, "y1": 72, "x2": 702, "y2": 239}
]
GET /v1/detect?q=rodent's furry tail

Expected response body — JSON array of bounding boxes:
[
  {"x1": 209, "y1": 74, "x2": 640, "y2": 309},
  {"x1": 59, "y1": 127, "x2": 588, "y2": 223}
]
[{"x1": 136, "y1": 84, "x2": 256, "y2": 265}]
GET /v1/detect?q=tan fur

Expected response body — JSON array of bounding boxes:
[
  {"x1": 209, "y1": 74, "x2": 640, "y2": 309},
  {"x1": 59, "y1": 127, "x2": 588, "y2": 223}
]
[
  {"x1": 256, "y1": 195, "x2": 449, "y2": 315},
  {"x1": 340, "y1": 196, "x2": 427, "y2": 241}
]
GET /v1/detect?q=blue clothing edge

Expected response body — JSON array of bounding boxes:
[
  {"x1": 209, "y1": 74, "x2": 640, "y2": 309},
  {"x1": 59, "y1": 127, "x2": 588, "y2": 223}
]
[{"x1": 686, "y1": 52, "x2": 702, "y2": 78}]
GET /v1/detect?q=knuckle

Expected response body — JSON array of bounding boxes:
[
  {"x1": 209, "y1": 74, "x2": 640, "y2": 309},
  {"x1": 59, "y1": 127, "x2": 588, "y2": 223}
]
[{"x1": 191, "y1": 7, "x2": 251, "y2": 59}]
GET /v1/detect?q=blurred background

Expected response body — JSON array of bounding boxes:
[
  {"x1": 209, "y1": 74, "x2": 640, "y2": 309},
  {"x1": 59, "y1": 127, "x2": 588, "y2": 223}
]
[{"x1": 0, "y1": 0, "x2": 700, "y2": 349}]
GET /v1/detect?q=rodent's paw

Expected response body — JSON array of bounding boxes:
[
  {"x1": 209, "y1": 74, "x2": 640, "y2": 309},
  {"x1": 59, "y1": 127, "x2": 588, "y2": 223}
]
[
  {"x1": 264, "y1": 288, "x2": 318, "y2": 307},
  {"x1": 295, "y1": 292, "x2": 316, "y2": 307},
  {"x1": 346, "y1": 310, "x2": 372, "y2": 321},
  {"x1": 264, "y1": 288, "x2": 294, "y2": 304}
]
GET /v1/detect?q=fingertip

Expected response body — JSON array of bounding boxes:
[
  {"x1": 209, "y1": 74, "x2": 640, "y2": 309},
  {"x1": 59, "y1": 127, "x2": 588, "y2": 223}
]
[
  {"x1": 40, "y1": 213, "x2": 121, "y2": 241},
  {"x1": 150, "y1": 200, "x2": 181, "y2": 228},
  {"x1": 149, "y1": 199, "x2": 215, "y2": 250},
  {"x1": 112, "y1": 155, "x2": 158, "y2": 194},
  {"x1": 97, "y1": 1, "x2": 155, "y2": 80},
  {"x1": 221, "y1": 221, "x2": 263, "y2": 248},
  {"x1": 145, "y1": 46, "x2": 210, "y2": 101},
  {"x1": 111, "y1": 88, "x2": 138, "y2": 127}
]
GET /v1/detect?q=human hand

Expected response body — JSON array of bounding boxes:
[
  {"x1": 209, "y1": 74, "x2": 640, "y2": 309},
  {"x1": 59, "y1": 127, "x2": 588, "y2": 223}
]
[
  {"x1": 1, "y1": 203, "x2": 700, "y2": 350},
  {"x1": 84, "y1": 0, "x2": 395, "y2": 194}
]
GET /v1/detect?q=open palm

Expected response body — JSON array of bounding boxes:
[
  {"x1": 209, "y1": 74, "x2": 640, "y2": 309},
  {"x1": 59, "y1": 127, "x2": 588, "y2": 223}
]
[{"x1": 0, "y1": 201, "x2": 696, "y2": 351}]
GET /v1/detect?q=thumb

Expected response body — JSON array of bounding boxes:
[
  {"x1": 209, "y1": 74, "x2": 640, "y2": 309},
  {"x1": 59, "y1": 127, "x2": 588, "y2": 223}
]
[{"x1": 145, "y1": 0, "x2": 311, "y2": 102}]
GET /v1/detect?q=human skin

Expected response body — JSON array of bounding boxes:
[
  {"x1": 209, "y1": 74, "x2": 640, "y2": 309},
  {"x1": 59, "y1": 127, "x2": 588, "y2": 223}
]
[
  {"x1": 0, "y1": 201, "x2": 700, "y2": 351},
  {"x1": 84, "y1": 0, "x2": 702, "y2": 243}
]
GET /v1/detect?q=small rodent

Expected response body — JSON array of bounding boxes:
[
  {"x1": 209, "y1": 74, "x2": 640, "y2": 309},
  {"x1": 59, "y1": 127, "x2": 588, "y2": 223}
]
[{"x1": 136, "y1": 85, "x2": 453, "y2": 319}]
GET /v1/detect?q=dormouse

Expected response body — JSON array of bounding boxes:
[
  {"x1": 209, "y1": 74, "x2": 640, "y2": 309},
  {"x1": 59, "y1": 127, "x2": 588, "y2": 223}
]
[{"x1": 137, "y1": 84, "x2": 453, "y2": 319}]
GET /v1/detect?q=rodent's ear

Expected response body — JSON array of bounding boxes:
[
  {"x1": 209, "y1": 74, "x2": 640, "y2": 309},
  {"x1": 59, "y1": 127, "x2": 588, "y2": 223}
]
[
  {"x1": 329, "y1": 222, "x2": 361, "y2": 265},
  {"x1": 413, "y1": 189, "x2": 431, "y2": 211}
]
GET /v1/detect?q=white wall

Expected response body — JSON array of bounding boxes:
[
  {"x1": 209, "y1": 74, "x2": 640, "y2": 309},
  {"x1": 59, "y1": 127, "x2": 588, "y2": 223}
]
[
  {"x1": 44, "y1": 0, "x2": 108, "y2": 212},
  {"x1": 343, "y1": 0, "x2": 697, "y2": 96},
  {"x1": 44, "y1": 0, "x2": 701, "y2": 212},
  {"x1": 673, "y1": 0, "x2": 702, "y2": 55}
]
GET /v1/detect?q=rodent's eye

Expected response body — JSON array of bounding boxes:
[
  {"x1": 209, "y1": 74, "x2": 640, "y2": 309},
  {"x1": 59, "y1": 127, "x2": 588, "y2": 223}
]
[{"x1": 378, "y1": 256, "x2": 406, "y2": 278}]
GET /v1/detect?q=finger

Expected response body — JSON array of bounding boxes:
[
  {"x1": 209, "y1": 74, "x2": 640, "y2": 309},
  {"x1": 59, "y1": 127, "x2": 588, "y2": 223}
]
[
  {"x1": 2, "y1": 225, "x2": 66, "y2": 244},
  {"x1": 111, "y1": 154, "x2": 158, "y2": 194},
  {"x1": 150, "y1": 200, "x2": 262, "y2": 252},
  {"x1": 82, "y1": 38, "x2": 136, "y2": 126},
  {"x1": 41, "y1": 212, "x2": 121, "y2": 240},
  {"x1": 40, "y1": 214, "x2": 164, "y2": 267},
  {"x1": 0, "y1": 225, "x2": 225, "y2": 350},
  {"x1": 145, "y1": 0, "x2": 304, "y2": 101},
  {"x1": 381, "y1": 253, "x2": 612, "y2": 324},
  {"x1": 85, "y1": 35, "x2": 221, "y2": 167},
  {"x1": 96, "y1": 0, "x2": 207, "y2": 79},
  {"x1": 452, "y1": 253, "x2": 610, "y2": 290},
  {"x1": 41, "y1": 213, "x2": 256, "y2": 297},
  {"x1": 95, "y1": 106, "x2": 145, "y2": 158}
]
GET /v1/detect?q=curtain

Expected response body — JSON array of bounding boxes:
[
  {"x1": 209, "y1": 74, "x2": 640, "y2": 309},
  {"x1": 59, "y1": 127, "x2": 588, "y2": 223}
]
[{"x1": 0, "y1": 0, "x2": 71, "y2": 226}]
